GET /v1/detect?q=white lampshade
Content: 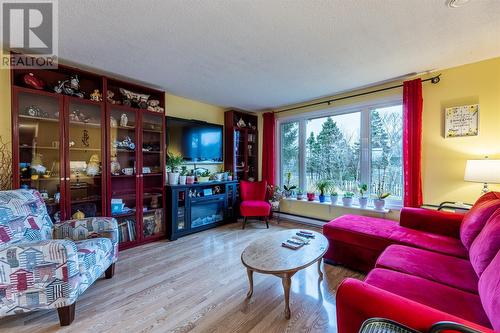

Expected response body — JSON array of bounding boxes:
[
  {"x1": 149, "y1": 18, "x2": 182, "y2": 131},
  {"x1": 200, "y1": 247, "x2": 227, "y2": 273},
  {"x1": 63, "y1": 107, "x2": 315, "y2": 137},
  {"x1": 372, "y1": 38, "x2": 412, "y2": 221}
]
[{"x1": 464, "y1": 159, "x2": 500, "y2": 184}]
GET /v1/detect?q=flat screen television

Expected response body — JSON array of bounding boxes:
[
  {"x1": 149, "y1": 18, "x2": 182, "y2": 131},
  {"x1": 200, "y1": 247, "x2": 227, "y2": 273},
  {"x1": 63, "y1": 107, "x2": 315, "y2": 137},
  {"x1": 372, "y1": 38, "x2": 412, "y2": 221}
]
[{"x1": 166, "y1": 117, "x2": 223, "y2": 163}]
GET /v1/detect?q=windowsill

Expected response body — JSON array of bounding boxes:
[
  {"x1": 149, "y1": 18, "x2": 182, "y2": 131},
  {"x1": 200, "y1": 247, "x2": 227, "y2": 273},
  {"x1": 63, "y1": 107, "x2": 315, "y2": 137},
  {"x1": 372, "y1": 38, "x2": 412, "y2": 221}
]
[{"x1": 282, "y1": 197, "x2": 397, "y2": 214}]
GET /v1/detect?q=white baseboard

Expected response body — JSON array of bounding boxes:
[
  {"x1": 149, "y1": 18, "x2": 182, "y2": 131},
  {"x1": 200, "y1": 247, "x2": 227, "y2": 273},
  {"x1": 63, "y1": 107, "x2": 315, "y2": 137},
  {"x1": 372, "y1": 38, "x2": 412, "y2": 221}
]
[{"x1": 275, "y1": 213, "x2": 326, "y2": 227}]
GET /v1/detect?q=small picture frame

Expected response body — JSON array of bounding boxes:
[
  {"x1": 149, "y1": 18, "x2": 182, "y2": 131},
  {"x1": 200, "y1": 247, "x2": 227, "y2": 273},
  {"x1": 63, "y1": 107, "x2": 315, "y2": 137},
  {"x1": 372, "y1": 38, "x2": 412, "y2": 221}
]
[
  {"x1": 445, "y1": 104, "x2": 479, "y2": 138},
  {"x1": 203, "y1": 188, "x2": 213, "y2": 196}
]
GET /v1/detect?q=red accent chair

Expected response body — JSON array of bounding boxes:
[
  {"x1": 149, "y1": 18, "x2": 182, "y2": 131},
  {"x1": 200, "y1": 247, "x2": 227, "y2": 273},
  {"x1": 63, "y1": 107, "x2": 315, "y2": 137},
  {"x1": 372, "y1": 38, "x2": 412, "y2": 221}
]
[
  {"x1": 326, "y1": 192, "x2": 500, "y2": 332},
  {"x1": 239, "y1": 180, "x2": 271, "y2": 229}
]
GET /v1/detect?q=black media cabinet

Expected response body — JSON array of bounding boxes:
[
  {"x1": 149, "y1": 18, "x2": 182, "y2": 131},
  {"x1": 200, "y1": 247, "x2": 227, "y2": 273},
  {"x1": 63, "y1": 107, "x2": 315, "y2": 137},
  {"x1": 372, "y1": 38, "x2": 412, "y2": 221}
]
[{"x1": 165, "y1": 180, "x2": 239, "y2": 240}]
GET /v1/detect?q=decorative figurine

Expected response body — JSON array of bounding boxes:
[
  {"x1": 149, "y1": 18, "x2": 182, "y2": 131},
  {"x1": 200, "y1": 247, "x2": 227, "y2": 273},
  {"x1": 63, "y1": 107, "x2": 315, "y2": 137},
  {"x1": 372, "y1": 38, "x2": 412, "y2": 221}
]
[
  {"x1": 24, "y1": 105, "x2": 49, "y2": 118},
  {"x1": 110, "y1": 156, "x2": 121, "y2": 175},
  {"x1": 120, "y1": 113, "x2": 128, "y2": 127},
  {"x1": 107, "y1": 90, "x2": 121, "y2": 104},
  {"x1": 86, "y1": 154, "x2": 100, "y2": 176},
  {"x1": 237, "y1": 117, "x2": 246, "y2": 128},
  {"x1": 82, "y1": 129, "x2": 90, "y2": 147},
  {"x1": 119, "y1": 88, "x2": 149, "y2": 109},
  {"x1": 110, "y1": 116, "x2": 118, "y2": 128},
  {"x1": 147, "y1": 99, "x2": 164, "y2": 113},
  {"x1": 90, "y1": 89, "x2": 102, "y2": 102},
  {"x1": 30, "y1": 153, "x2": 46, "y2": 175},
  {"x1": 54, "y1": 75, "x2": 85, "y2": 98},
  {"x1": 23, "y1": 73, "x2": 45, "y2": 90},
  {"x1": 72, "y1": 210, "x2": 85, "y2": 219}
]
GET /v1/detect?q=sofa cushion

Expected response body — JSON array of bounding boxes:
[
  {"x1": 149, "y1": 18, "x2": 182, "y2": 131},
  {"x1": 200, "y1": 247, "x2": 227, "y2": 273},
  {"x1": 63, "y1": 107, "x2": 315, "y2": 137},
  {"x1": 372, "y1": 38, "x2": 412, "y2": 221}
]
[
  {"x1": 0, "y1": 189, "x2": 53, "y2": 248},
  {"x1": 75, "y1": 238, "x2": 113, "y2": 284},
  {"x1": 376, "y1": 245, "x2": 478, "y2": 294},
  {"x1": 365, "y1": 268, "x2": 492, "y2": 329},
  {"x1": 469, "y1": 208, "x2": 500, "y2": 276},
  {"x1": 460, "y1": 198, "x2": 500, "y2": 250},
  {"x1": 478, "y1": 250, "x2": 500, "y2": 331},
  {"x1": 324, "y1": 215, "x2": 468, "y2": 258},
  {"x1": 240, "y1": 200, "x2": 271, "y2": 217}
]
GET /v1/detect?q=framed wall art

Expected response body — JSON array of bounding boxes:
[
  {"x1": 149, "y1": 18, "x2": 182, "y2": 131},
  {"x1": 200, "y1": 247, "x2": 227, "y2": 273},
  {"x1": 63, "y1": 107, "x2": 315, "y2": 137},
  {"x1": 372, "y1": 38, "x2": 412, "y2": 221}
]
[{"x1": 444, "y1": 104, "x2": 479, "y2": 138}]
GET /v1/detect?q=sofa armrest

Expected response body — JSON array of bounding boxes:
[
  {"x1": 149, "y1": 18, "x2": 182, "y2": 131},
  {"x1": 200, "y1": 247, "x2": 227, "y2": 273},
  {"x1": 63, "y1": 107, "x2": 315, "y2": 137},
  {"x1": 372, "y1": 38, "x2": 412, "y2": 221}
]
[
  {"x1": 53, "y1": 217, "x2": 119, "y2": 259},
  {"x1": 0, "y1": 240, "x2": 81, "y2": 313},
  {"x1": 399, "y1": 207, "x2": 463, "y2": 238},
  {"x1": 336, "y1": 278, "x2": 494, "y2": 333}
]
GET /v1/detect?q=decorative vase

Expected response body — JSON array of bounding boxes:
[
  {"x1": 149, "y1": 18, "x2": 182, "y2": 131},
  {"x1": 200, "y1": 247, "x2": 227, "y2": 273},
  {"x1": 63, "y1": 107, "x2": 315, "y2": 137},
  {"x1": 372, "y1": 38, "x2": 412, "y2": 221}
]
[
  {"x1": 307, "y1": 192, "x2": 315, "y2": 201},
  {"x1": 296, "y1": 193, "x2": 303, "y2": 200},
  {"x1": 214, "y1": 173, "x2": 223, "y2": 181},
  {"x1": 374, "y1": 199, "x2": 386, "y2": 210},
  {"x1": 186, "y1": 175, "x2": 195, "y2": 184},
  {"x1": 330, "y1": 195, "x2": 338, "y2": 206},
  {"x1": 319, "y1": 194, "x2": 326, "y2": 203},
  {"x1": 168, "y1": 172, "x2": 180, "y2": 185},
  {"x1": 179, "y1": 175, "x2": 187, "y2": 185},
  {"x1": 342, "y1": 197, "x2": 353, "y2": 206},
  {"x1": 359, "y1": 197, "x2": 368, "y2": 209}
]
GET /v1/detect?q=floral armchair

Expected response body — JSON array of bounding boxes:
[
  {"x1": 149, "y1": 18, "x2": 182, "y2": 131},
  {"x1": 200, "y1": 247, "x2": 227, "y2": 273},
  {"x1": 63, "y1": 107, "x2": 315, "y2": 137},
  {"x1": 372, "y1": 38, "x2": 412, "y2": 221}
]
[{"x1": 0, "y1": 189, "x2": 118, "y2": 326}]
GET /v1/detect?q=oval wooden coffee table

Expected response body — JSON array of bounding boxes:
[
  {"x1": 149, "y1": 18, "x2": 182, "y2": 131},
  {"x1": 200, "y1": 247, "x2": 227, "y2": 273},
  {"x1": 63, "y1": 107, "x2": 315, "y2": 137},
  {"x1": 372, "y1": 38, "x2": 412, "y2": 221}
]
[{"x1": 241, "y1": 229, "x2": 328, "y2": 319}]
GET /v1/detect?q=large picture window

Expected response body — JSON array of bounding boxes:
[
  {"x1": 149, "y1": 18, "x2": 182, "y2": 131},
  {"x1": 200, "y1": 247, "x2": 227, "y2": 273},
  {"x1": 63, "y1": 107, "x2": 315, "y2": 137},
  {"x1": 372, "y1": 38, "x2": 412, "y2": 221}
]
[{"x1": 278, "y1": 100, "x2": 403, "y2": 205}]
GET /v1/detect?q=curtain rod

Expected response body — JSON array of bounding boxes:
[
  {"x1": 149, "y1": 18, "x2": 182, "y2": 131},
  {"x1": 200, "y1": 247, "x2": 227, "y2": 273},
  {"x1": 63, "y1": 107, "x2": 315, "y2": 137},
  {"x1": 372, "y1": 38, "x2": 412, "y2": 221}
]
[{"x1": 274, "y1": 74, "x2": 441, "y2": 114}]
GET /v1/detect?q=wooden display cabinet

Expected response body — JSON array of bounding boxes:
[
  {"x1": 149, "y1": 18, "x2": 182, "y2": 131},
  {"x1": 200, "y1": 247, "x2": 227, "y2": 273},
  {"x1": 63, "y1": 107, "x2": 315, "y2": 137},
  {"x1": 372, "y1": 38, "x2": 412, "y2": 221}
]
[{"x1": 224, "y1": 110, "x2": 259, "y2": 181}]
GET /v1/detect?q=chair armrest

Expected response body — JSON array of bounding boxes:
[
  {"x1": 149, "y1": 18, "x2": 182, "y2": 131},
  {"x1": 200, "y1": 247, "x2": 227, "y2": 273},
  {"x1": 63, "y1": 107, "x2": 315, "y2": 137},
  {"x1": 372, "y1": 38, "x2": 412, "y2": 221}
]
[
  {"x1": 0, "y1": 240, "x2": 81, "y2": 311},
  {"x1": 53, "y1": 217, "x2": 119, "y2": 259},
  {"x1": 399, "y1": 207, "x2": 463, "y2": 238},
  {"x1": 336, "y1": 278, "x2": 494, "y2": 333}
]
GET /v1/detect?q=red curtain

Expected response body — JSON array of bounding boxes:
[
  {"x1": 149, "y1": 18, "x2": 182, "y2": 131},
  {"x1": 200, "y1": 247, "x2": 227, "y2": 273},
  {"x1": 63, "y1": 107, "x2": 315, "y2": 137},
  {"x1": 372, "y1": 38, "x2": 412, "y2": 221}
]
[
  {"x1": 262, "y1": 112, "x2": 276, "y2": 185},
  {"x1": 403, "y1": 78, "x2": 423, "y2": 207}
]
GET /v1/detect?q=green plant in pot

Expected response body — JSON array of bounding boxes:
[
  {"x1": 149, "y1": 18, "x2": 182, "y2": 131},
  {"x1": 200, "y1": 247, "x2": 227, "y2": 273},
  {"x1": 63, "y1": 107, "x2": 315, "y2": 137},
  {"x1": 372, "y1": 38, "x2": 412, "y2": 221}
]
[
  {"x1": 197, "y1": 170, "x2": 211, "y2": 183},
  {"x1": 316, "y1": 179, "x2": 331, "y2": 203},
  {"x1": 268, "y1": 184, "x2": 283, "y2": 210},
  {"x1": 179, "y1": 166, "x2": 189, "y2": 185},
  {"x1": 167, "y1": 152, "x2": 183, "y2": 185},
  {"x1": 330, "y1": 190, "x2": 339, "y2": 206},
  {"x1": 374, "y1": 191, "x2": 391, "y2": 210},
  {"x1": 295, "y1": 188, "x2": 304, "y2": 200},
  {"x1": 358, "y1": 183, "x2": 369, "y2": 208},
  {"x1": 283, "y1": 171, "x2": 297, "y2": 198},
  {"x1": 227, "y1": 171, "x2": 233, "y2": 181},
  {"x1": 342, "y1": 191, "x2": 355, "y2": 206},
  {"x1": 306, "y1": 184, "x2": 316, "y2": 201}
]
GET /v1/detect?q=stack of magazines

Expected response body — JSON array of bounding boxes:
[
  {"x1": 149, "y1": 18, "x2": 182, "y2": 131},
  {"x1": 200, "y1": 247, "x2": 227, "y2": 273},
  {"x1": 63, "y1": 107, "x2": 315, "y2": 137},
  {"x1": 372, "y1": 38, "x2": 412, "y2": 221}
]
[{"x1": 281, "y1": 230, "x2": 315, "y2": 250}]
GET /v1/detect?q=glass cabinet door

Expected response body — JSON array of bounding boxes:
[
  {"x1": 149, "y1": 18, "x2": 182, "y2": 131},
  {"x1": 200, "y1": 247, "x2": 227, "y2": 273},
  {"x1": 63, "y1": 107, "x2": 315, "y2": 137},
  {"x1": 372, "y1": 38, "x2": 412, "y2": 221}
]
[
  {"x1": 66, "y1": 99, "x2": 104, "y2": 218},
  {"x1": 175, "y1": 189, "x2": 187, "y2": 232},
  {"x1": 109, "y1": 107, "x2": 138, "y2": 245},
  {"x1": 141, "y1": 112, "x2": 164, "y2": 239},
  {"x1": 16, "y1": 91, "x2": 64, "y2": 221}
]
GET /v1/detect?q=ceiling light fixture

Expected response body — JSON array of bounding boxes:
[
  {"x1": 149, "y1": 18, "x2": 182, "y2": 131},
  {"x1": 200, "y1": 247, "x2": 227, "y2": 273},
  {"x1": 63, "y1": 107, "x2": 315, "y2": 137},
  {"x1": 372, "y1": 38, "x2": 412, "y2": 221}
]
[{"x1": 446, "y1": 0, "x2": 471, "y2": 8}]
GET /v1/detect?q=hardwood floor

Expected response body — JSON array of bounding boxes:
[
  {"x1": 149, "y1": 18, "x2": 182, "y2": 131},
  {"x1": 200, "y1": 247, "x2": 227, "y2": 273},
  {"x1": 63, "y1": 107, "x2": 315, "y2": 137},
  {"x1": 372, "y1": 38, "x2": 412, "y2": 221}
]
[{"x1": 0, "y1": 220, "x2": 363, "y2": 333}]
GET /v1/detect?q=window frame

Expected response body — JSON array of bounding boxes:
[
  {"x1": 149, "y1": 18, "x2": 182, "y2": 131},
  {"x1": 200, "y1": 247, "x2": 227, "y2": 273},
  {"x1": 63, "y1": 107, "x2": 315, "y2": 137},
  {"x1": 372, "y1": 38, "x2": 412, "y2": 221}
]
[{"x1": 276, "y1": 96, "x2": 403, "y2": 208}]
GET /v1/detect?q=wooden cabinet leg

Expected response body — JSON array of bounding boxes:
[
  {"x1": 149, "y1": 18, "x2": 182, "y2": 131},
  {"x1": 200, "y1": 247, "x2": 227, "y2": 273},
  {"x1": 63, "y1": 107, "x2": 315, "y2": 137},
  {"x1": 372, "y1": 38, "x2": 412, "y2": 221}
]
[
  {"x1": 246, "y1": 268, "x2": 254, "y2": 299},
  {"x1": 57, "y1": 303, "x2": 75, "y2": 326},
  {"x1": 105, "y1": 263, "x2": 115, "y2": 279},
  {"x1": 282, "y1": 274, "x2": 292, "y2": 319}
]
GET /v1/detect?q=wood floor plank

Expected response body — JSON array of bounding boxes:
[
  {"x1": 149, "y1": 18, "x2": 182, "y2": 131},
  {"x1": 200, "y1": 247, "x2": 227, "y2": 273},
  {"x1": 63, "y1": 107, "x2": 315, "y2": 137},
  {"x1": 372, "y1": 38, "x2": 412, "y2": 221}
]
[{"x1": 0, "y1": 220, "x2": 363, "y2": 333}]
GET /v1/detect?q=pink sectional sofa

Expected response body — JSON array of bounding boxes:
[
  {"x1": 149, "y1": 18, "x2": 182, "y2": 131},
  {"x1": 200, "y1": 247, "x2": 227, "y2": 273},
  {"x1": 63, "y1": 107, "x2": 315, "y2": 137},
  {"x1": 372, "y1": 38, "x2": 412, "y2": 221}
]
[{"x1": 323, "y1": 192, "x2": 500, "y2": 332}]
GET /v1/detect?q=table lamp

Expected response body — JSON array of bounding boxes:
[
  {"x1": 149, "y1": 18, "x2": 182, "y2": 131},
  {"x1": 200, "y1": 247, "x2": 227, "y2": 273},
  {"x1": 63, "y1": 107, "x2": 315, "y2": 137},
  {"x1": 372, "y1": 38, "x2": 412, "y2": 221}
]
[{"x1": 464, "y1": 158, "x2": 500, "y2": 194}]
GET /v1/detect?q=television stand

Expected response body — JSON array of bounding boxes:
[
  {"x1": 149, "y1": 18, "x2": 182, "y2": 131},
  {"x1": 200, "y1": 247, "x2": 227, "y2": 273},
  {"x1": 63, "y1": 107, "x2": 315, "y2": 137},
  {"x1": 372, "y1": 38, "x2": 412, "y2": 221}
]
[{"x1": 165, "y1": 180, "x2": 238, "y2": 240}]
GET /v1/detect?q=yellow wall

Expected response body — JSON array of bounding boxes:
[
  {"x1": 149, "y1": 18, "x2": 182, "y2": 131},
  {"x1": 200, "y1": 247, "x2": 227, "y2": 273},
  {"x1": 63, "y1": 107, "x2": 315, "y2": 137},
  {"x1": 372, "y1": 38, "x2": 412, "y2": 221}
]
[
  {"x1": 165, "y1": 93, "x2": 225, "y2": 125},
  {"x1": 0, "y1": 68, "x2": 11, "y2": 143},
  {"x1": 273, "y1": 57, "x2": 500, "y2": 219}
]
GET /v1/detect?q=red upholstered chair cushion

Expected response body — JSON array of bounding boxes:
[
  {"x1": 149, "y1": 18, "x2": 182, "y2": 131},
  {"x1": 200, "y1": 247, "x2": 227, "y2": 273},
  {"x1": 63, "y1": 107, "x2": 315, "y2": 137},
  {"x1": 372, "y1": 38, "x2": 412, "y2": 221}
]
[
  {"x1": 469, "y1": 208, "x2": 500, "y2": 276},
  {"x1": 479, "y1": 250, "x2": 500, "y2": 331},
  {"x1": 324, "y1": 214, "x2": 468, "y2": 258},
  {"x1": 240, "y1": 200, "x2": 271, "y2": 217},
  {"x1": 240, "y1": 180, "x2": 267, "y2": 201},
  {"x1": 376, "y1": 245, "x2": 478, "y2": 294},
  {"x1": 365, "y1": 268, "x2": 492, "y2": 329},
  {"x1": 460, "y1": 195, "x2": 500, "y2": 250}
]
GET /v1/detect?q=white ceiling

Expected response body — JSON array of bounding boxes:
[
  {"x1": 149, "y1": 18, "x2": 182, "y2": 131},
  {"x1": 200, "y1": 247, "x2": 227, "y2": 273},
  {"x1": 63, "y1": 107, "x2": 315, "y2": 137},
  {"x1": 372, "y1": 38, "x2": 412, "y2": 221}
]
[{"x1": 59, "y1": 0, "x2": 500, "y2": 111}]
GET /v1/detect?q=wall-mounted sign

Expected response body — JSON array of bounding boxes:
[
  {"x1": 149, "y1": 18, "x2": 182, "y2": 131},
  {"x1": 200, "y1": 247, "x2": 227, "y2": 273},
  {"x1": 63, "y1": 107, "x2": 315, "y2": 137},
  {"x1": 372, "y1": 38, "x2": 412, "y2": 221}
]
[{"x1": 445, "y1": 104, "x2": 479, "y2": 138}]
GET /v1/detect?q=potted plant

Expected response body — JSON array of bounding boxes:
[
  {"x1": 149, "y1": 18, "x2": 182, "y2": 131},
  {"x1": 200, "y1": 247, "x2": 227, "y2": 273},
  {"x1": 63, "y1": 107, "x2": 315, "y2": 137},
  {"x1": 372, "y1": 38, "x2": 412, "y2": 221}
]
[
  {"x1": 358, "y1": 183, "x2": 369, "y2": 208},
  {"x1": 268, "y1": 185, "x2": 283, "y2": 210},
  {"x1": 186, "y1": 169, "x2": 195, "y2": 185},
  {"x1": 306, "y1": 184, "x2": 316, "y2": 201},
  {"x1": 374, "y1": 191, "x2": 391, "y2": 210},
  {"x1": 342, "y1": 191, "x2": 355, "y2": 206},
  {"x1": 167, "y1": 152, "x2": 183, "y2": 185},
  {"x1": 227, "y1": 171, "x2": 233, "y2": 181},
  {"x1": 330, "y1": 191, "x2": 339, "y2": 205},
  {"x1": 316, "y1": 179, "x2": 331, "y2": 203},
  {"x1": 197, "y1": 170, "x2": 211, "y2": 183},
  {"x1": 283, "y1": 171, "x2": 297, "y2": 198},
  {"x1": 295, "y1": 188, "x2": 304, "y2": 200},
  {"x1": 179, "y1": 166, "x2": 188, "y2": 185}
]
